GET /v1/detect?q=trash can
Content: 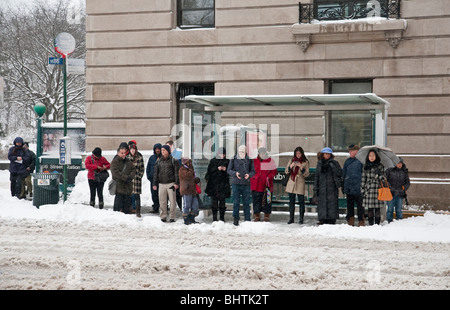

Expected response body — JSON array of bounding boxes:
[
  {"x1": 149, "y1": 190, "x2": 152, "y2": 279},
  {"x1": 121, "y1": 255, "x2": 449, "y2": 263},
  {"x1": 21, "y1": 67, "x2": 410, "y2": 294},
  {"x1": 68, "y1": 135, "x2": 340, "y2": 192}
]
[{"x1": 33, "y1": 173, "x2": 60, "y2": 208}]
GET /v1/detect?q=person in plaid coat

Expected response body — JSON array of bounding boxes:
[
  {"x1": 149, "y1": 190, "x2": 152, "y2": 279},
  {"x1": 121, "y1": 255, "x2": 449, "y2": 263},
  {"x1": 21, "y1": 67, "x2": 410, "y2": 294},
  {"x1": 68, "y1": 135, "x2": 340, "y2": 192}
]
[
  {"x1": 360, "y1": 149, "x2": 386, "y2": 225},
  {"x1": 128, "y1": 141, "x2": 145, "y2": 217}
]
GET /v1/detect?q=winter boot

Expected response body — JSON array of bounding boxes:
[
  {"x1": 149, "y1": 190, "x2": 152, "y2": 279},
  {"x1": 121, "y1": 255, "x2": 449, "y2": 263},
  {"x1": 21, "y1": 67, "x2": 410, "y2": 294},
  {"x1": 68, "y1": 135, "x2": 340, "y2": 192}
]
[
  {"x1": 136, "y1": 206, "x2": 141, "y2": 218},
  {"x1": 89, "y1": 201, "x2": 95, "y2": 207},
  {"x1": 99, "y1": 202, "x2": 104, "y2": 210},
  {"x1": 254, "y1": 213, "x2": 261, "y2": 222},
  {"x1": 299, "y1": 205, "x2": 305, "y2": 224},
  {"x1": 219, "y1": 208, "x2": 226, "y2": 222},
  {"x1": 347, "y1": 216, "x2": 355, "y2": 226},
  {"x1": 287, "y1": 205, "x2": 295, "y2": 224},
  {"x1": 233, "y1": 217, "x2": 239, "y2": 226},
  {"x1": 264, "y1": 213, "x2": 270, "y2": 222},
  {"x1": 212, "y1": 207, "x2": 218, "y2": 221},
  {"x1": 190, "y1": 213, "x2": 199, "y2": 224},
  {"x1": 183, "y1": 214, "x2": 190, "y2": 225},
  {"x1": 358, "y1": 219, "x2": 365, "y2": 227}
]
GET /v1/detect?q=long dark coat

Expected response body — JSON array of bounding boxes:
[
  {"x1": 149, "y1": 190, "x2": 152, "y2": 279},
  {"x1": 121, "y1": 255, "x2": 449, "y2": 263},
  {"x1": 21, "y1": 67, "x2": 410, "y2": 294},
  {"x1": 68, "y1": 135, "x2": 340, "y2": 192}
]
[
  {"x1": 205, "y1": 157, "x2": 231, "y2": 200},
  {"x1": 313, "y1": 158, "x2": 343, "y2": 222}
]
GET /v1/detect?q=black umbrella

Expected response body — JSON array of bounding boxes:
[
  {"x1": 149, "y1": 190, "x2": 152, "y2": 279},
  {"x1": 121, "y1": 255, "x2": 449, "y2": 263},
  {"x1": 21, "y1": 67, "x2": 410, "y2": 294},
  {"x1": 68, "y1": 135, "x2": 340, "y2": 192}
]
[{"x1": 355, "y1": 145, "x2": 400, "y2": 169}]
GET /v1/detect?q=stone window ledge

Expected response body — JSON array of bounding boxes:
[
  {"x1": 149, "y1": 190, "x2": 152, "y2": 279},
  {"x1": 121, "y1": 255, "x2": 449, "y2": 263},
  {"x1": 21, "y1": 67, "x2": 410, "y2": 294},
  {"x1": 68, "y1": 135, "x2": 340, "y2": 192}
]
[{"x1": 291, "y1": 18, "x2": 407, "y2": 51}]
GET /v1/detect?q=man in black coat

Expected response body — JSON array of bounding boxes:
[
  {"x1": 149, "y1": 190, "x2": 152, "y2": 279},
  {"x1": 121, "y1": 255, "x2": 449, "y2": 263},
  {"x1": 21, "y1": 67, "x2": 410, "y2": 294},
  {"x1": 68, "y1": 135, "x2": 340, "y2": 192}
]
[
  {"x1": 20, "y1": 142, "x2": 36, "y2": 199},
  {"x1": 146, "y1": 143, "x2": 162, "y2": 213},
  {"x1": 8, "y1": 137, "x2": 30, "y2": 198}
]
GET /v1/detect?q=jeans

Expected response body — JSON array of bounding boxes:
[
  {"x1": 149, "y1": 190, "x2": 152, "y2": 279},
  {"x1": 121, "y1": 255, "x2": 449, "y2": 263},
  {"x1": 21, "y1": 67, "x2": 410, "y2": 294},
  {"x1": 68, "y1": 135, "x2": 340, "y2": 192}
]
[
  {"x1": 182, "y1": 195, "x2": 199, "y2": 216},
  {"x1": 232, "y1": 184, "x2": 251, "y2": 221},
  {"x1": 387, "y1": 195, "x2": 403, "y2": 222}
]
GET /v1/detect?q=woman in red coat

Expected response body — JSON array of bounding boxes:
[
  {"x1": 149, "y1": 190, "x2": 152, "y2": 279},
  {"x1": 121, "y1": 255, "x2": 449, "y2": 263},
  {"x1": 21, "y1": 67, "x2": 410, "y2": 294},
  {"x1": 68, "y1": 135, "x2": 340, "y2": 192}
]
[
  {"x1": 85, "y1": 147, "x2": 111, "y2": 209},
  {"x1": 250, "y1": 148, "x2": 278, "y2": 222}
]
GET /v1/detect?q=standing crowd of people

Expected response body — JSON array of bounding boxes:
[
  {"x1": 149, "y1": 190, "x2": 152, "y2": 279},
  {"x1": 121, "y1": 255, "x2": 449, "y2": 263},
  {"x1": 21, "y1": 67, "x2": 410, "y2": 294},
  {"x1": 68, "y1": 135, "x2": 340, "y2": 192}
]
[{"x1": 9, "y1": 136, "x2": 410, "y2": 226}]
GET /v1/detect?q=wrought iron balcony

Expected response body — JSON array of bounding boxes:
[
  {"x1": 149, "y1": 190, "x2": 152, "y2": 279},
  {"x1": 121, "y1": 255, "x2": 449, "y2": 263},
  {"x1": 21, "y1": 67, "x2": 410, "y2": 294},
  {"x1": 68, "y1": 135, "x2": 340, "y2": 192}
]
[{"x1": 299, "y1": 0, "x2": 401, "y2": 24}]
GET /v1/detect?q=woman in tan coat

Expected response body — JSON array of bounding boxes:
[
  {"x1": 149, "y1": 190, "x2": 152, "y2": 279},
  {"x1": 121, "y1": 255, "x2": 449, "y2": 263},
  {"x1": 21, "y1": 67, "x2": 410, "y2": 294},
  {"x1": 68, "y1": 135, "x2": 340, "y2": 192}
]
[{"x1": 285, "y1": 147, "x2": 310, "y2": 224}]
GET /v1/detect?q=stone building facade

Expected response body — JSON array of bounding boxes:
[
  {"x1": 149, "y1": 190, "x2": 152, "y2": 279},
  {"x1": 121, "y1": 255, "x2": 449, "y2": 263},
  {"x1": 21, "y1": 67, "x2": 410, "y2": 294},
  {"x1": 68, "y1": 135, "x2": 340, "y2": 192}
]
[{"x1": 85, "y1": 0, "x2": 449, "y2": 209}]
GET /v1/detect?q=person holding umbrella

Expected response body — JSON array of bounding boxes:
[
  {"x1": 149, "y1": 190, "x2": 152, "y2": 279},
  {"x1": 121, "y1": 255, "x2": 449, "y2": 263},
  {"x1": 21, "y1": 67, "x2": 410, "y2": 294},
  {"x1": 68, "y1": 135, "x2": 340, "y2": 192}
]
[{"x1": 360, "y1": 149, "x2": 386, "y2": 225}]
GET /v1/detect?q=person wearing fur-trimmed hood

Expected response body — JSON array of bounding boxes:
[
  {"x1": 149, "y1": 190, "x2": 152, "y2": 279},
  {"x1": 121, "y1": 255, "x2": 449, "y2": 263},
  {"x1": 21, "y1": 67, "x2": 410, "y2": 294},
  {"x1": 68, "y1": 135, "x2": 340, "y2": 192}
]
[{"x1": 313, "y1": 147, "x2": 343, "y2": 225}]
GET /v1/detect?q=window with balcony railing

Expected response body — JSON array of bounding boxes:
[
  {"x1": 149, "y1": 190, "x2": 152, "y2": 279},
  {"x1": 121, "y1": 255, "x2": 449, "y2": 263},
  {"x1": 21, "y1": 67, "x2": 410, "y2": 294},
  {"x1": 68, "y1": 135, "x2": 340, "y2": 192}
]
[{"x1": 299, "y1": 0, "x2": 401, "y2": 23}]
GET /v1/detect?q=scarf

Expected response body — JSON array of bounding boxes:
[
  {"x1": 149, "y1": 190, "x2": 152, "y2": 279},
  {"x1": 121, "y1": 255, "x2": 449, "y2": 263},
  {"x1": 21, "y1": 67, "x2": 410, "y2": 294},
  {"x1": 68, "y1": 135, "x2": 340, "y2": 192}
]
[{"x1": 290, "y1": 157, "x2": 303, "y2": 181}]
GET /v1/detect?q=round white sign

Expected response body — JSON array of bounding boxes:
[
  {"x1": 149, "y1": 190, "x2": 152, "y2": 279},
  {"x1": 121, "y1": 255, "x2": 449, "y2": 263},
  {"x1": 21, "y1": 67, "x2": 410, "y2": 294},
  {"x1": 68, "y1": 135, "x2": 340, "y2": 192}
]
[{"x1": 54, "y1": 32, "x2": 76, "y2": 56}]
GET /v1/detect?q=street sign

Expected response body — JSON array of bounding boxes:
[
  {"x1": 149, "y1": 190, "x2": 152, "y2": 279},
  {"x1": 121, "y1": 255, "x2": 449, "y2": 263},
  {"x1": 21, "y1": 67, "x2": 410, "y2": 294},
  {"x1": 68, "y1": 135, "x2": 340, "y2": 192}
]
[
  {"x1": 54, "y1": 32, "x2": 76, "y2": 57},
  {"x1": 67, "y1": 58, "x2": 85, "y2": 75},
  {"x1": 49, "y1": 57, "x2": 63, "y2": 65},
  {"x1": 59, "y1": 136, "x2": 72, "y2": 165}
]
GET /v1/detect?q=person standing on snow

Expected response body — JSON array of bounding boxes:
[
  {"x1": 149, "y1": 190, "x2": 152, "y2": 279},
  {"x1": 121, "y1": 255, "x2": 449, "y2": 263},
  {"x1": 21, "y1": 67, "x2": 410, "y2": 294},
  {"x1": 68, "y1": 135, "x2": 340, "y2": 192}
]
[
  {"x1": 285, "y1": 146, "x2": 310, "y2": 224},
  {"x1": 166, "y1": 140, "x2": 182, "y2": 210},
  {"x1": 146, "y1": 143, "x2": 162, "y2": 214},
  {"x1": 153, "y1": 145, "x2": 180, "y2": 222},
  {"x1": 385, "y1": 158, "x2": 410, "y2": 223},
  {"x1": 205, "y1": 147, "x2": 230, "y2": 222},
  {"x1": 127, "y1": 141, "x2": 145, "y2": 217},
  {"x1": 361, "y1": 149, "x2": 386, "y2": 225},
  {"x1": 250, "y1": 147, "x2": 277, "y2": 222},
  {"x1": 111, "y1": 143, "x2": 136, "y2": 214},
  {"x1": 313, "y1": 147, "x2": 343, "y2": 225},
  {"x1": 85, "y1": 147, "x2": 110, "y2": 209},
  {"x1": 8, "y1": 137, "x2": 30, "y2": 199},
  {"x1": 20, "y1": 142, "x2": 36, "y2": 199},
  {"x1": 179, "y1": 158, "x2": 201, "y2": 225},
  {"x1": 342, "y1": 144, "x2": 364, "y2": 226},
  {"x1": 227, "y1": 144, "x2": 255, "y2": 226}
]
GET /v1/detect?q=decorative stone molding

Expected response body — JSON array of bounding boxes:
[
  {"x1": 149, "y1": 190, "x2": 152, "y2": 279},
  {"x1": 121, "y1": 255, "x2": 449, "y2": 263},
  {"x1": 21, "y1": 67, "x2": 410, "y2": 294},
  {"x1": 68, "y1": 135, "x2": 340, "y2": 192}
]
[
  {"x1": 385, "y1": 29, "x2": 403, "y2": 48},
  {"x1": 291, "y1": 19, "x2": 407, "y2": 52},
  {"x1": 294, "y1": 34, "x2": 311, "y2": 52}
]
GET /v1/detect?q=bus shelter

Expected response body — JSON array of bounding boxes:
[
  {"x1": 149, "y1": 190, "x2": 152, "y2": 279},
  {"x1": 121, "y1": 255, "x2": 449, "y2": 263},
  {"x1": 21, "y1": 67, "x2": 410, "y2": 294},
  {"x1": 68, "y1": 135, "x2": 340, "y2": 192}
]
[{"x1": 181, "y1": 93, "x2": 390, "y2": 208}]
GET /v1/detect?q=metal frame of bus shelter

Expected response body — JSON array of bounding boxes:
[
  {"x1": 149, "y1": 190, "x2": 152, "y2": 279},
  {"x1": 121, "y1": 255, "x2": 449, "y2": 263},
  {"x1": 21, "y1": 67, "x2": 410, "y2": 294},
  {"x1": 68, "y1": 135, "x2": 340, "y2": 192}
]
[{"x1": 184, "y1": 93, "x2": 390, "y2": 150}]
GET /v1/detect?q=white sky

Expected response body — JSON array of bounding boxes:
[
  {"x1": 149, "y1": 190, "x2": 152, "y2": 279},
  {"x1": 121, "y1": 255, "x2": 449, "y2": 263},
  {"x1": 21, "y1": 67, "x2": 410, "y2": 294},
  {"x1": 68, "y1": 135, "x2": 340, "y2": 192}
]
[{"x1": 0, "y1": 0, "x2": 85, "y2": 9}]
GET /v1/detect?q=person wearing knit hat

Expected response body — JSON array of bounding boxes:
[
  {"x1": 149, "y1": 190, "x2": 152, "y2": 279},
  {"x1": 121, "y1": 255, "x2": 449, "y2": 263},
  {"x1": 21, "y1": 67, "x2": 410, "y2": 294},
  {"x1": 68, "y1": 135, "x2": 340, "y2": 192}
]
[
  {"x1": 313, "y1": 146, "x2": 343, "y2": 225},
  {"x1": 153, "y1": 142, "x2": 180, "y2": 222},
  {"x1": 161, "y1": 144, "x2": 171, "y2": 154},
  {"x1": 343, "y1": 144, "x2": 364, "y2": 226},
  {"x1": 85, "y1": 147, "x2": 111, "y2": 209},
  {"x1": 146, "y1": 143, "x2": 162, "y2": 213}
]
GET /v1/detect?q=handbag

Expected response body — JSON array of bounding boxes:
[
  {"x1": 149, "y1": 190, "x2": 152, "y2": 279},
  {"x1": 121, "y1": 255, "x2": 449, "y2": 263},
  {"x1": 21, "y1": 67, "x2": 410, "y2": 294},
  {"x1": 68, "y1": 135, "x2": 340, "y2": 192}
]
[
  {"x1": 91, "y1": 156, "x2": 109, "y2": 183},
  {"x1": 108, "y1": 179, "x2": 117, "y2": 195},
  {"x1": 281, "y1": 171, "x2": 290, "y2": 187},
  {"x1": 196, "y1": 183, "x2": 201, "y2": 194},
  {"x1": 262, "y1": 178, "x2": 272, "y2": 206},
  {"x1": 95, "y1": 170, "x2": 109, "y2": 183},
  {"x1": 378, "y1": 179, "x2": 393, "y2": 201}
]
